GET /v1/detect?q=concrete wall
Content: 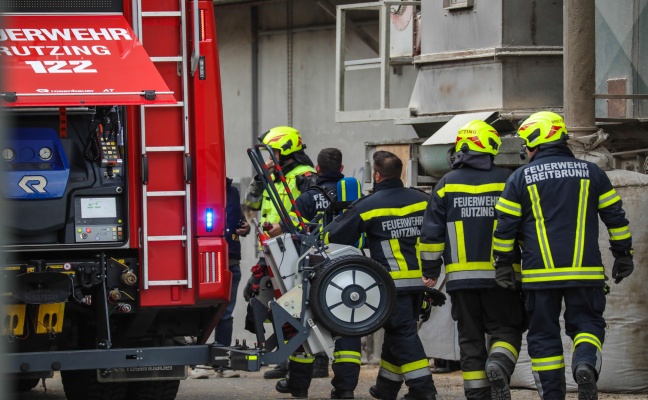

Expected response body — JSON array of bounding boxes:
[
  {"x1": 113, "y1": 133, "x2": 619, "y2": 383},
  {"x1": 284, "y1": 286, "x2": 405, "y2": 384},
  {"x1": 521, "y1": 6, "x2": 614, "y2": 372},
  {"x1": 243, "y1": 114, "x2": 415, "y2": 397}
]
[{"x1": 215, "y1": 2, "x2": 418, "y2": 346}]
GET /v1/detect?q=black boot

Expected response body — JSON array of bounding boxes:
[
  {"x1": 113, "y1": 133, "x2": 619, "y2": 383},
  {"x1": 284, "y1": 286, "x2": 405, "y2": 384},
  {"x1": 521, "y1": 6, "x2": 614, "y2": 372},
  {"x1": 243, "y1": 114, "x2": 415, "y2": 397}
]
[
  {"x1": 331, "y1": 388, "x2": 354, "y2": 399},
  {"x1": 276, "y1": 378, "x2": 308, "y2": 398},
  {"x1": 574, "y1": 364, "x2": 598, "y2": 400},
  {"x1": 264, "y1": 360, "x2": 288, "y2": 379},
  {"x1": 313, "y1": 352, "x2": 330, "y2": 378},
  {"x1": 486, "y1": 361, "x2": 511, "y2": 400},
  {"x1": 369, "y1": 385, "x2": 397, "y2": 400},
  {"x1": 401, "y1": 391, "x2": 436, "y2": 400}
]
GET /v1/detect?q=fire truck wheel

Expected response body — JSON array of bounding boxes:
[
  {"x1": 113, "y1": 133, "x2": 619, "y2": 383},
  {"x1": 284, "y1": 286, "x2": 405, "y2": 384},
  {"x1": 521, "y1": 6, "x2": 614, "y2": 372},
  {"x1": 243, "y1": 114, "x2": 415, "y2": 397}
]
[
  {"x1": 14, "y1": 377, "x2": 39, "y2": 392},
  {"x1": 309, "y1": 255, "x2": 396, "y2": 338},
  {"x1": 128, "y1": 379, "x2": 181, "y2": 400},
  {"x1": 61, "y1": 370, "x2": 128, "y2": 400}
]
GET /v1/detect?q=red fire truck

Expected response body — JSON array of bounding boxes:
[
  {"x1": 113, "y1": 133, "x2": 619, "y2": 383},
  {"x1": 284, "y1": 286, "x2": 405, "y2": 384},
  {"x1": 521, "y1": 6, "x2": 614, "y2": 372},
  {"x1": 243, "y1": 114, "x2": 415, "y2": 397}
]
[{"x1": 1, "y1": 1, "x2": 232, "y2": 398}]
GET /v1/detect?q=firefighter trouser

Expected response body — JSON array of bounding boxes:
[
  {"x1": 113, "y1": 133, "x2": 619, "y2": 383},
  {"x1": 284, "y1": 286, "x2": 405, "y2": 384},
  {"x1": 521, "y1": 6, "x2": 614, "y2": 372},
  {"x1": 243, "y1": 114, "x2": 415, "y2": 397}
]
[
  {"x1": 450, "y1": 289, "x2": 526, "y2": 400},
  {"x1": 287, "y1": 337, "x2": 361, "y2": 391},
  {"x1": 375, "y1": 293, "x2": 436, "y2": 399},
  {"x1": 526, "y1": 287, "x2": 606, "y2": 400},
  {"x1": 331, "y1": 337, "x2": 362, "y2": 392},
  {"x1": 286, "y1": 353, "x2": 314, "y2": 391}
]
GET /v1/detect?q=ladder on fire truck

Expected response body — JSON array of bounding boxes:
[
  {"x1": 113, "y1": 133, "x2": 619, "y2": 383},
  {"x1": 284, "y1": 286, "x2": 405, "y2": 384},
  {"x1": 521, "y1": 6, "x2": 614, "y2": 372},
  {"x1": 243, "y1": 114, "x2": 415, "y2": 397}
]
[{"x1": 132, "y1": 0, "x2": 201, "y2": 290}]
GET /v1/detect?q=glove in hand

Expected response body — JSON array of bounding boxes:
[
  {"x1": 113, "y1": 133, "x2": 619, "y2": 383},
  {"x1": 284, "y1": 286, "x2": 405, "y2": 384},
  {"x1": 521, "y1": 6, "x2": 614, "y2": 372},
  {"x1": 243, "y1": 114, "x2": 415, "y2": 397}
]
[
  {"x1": 419, "y1": 289, "x2": 447, "y2": 322},
  {"x1": 427, "y1": 288, "x2": 446, "y2": 307},
  {"x1": 612, "y1": 254, "x2": 634, "y2": 284},
  {"x1": 495, "y1": 265, "x2": 516, "y2": 289},
  {"x1": 419, "y1": 295, "x2": 432, "y2": 323}
]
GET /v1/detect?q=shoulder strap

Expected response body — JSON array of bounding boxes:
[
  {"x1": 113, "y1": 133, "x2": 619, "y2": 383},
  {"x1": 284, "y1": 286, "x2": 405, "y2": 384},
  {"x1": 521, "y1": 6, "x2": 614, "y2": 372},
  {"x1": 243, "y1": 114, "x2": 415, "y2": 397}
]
[{"x1": 310, "y1": 184, "x2": 337, "y2": 203}]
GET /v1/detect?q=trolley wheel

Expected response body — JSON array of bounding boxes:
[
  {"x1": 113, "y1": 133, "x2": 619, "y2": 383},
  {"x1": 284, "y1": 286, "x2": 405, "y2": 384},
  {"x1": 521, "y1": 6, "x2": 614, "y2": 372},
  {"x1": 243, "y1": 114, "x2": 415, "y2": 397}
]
[{"x1": 309, "y1": 255, "x2": 396, "y2": 337}]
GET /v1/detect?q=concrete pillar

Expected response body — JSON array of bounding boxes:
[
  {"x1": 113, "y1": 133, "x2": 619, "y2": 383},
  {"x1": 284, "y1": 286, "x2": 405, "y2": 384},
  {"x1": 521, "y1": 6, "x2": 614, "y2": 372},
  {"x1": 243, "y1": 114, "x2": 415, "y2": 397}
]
[{"x1": 563, "y1": 0, "x2": 597, "y2": 137}]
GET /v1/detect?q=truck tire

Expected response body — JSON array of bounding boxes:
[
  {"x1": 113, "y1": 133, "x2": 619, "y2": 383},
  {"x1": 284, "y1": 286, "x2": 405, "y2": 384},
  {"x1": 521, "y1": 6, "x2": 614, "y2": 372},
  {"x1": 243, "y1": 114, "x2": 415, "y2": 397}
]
[
  {"x1": 309, "y1": 255, "x2": 396, "y2": 337},
  {"x1": 128, "y1": 380, "x2": 180, "y2": 400},
  {"x1": 14, "y1": 377, "x2": 39, "y2": 392},
  {"x1": 61, "y1": 370, "x2": 128, "y2": 400}
]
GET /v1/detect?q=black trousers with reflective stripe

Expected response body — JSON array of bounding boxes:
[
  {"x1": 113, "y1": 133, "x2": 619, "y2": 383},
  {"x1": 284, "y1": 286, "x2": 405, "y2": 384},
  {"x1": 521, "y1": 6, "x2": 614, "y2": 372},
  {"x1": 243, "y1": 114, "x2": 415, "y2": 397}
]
[
  {"x1": 376, "y1": 293, "x2": 436, "y2": 397},
  {"x1": 450, "y1": 288, "x2": 526, "y2": 400},
  {"x1": 287, "y1": 337, "x2": 361, "y2": 391},
  {"x1": 331, "y1": 337, "x2": 362, "y2": 391},
  {"x1": 526, "y1": 287, "x2": 606, "y2": 400}
]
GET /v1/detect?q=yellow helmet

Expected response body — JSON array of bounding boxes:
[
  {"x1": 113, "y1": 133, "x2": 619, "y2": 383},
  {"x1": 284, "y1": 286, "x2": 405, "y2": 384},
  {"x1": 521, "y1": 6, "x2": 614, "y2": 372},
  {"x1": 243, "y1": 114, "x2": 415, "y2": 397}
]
[
  {"x1": 455, "y1": 120, "x2": 501, "y2": 156},
  {"x1": 259, "y1": 126, "x2": 303, "y2": 156},
  {"x1": 517, "y1": 111, "x2": 568, "y2": 148}
]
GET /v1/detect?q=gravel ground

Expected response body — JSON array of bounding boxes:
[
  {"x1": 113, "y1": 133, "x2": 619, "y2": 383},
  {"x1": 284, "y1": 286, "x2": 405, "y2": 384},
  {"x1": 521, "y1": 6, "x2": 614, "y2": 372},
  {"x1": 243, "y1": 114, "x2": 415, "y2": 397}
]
[{"x1": 12, "y1": 365, "x2": 647, "y2": 400}]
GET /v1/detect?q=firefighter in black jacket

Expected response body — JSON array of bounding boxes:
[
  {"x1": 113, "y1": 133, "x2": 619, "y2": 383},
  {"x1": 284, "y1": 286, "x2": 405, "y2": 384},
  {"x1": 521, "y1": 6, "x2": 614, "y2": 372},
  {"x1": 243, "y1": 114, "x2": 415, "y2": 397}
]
[
  {"x1": 418, "y1": 120, "x2": 526, "y2": 400},
  {"x1": 277, "y1": 148, "x2": 361, "y2": 399},
  {"x1": 294, "y1": 148, "x2": 347, "y2": 223},
  {"x1": 493, "y1": 112, "x2": 634, "y2": 400},
  {"x1": 326, "y1": 151, "x2": 437, "y2": 400}
]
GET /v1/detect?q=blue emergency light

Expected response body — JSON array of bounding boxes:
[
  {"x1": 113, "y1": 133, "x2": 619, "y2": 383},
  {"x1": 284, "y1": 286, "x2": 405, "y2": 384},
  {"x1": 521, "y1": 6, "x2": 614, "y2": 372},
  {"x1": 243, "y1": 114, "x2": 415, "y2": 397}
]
[{"x1": 205, "y1": 208, "x2": 214, "y2": 232}]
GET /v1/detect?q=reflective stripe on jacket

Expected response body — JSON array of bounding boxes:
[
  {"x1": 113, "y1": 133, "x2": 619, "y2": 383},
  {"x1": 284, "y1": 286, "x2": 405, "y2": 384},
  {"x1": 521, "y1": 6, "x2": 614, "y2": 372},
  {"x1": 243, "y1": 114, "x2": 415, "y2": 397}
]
[
  {"x1": 255, "y1": 163, "x2": 316, "y2": 225},
  {"x1": 326, "y1": 178, "x2": 430, "y2": 292},
  {"x1": 493, "y1": 146, "x2": 632, "y2": 289},
  {"x1": 418, "y1": 165, "x2": 520, "y2": 291}
]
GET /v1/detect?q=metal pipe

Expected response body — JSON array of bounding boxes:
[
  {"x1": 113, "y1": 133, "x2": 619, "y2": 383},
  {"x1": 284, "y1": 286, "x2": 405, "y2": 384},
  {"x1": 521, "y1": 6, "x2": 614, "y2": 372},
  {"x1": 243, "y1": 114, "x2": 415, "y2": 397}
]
[
  {"x1": 564, "y1": 0, "x2": 597, "y2": 137},
  {"x1": 251, "y1": 6, "x2": 259, "y2": 176}
]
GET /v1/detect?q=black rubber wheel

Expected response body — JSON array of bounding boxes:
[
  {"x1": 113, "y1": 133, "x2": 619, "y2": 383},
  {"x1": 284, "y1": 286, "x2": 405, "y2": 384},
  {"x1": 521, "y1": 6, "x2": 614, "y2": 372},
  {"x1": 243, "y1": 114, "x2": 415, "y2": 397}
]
[
  {"x1": 309, "y1": 255, "x2": 396, "y2": 337},
  {"x1": 61, "y1": 370, "x2": 128, "y2": 400},
  {"x1": 128, "y1": 379, "x2": 181, "y2": 400}
]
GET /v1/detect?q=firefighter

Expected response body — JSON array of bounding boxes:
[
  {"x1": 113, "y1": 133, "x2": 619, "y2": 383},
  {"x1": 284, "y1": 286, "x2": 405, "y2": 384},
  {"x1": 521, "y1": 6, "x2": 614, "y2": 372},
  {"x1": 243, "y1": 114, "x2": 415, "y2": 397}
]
[
  {"x1": 277, "y1": 148, "x2": 361, "y2": 399},
  {"x1": 326, "y1": 151, "x2": 438, "y2": 400},
  {"x1": 294, "y1": 147, "x2": 348, "y2": 224},
  {"x1": 244, "y1": 126, "x2": 318, "y2": 382},
  {"x1": 492, "y1": 112, "x2": 634, "y2": 400},
  {"x1": 418, "y1": 120, "x2": 526, "y2": 400},
  {"x1": 246, "y1": 126, "x2": 318, "y2": 236}
]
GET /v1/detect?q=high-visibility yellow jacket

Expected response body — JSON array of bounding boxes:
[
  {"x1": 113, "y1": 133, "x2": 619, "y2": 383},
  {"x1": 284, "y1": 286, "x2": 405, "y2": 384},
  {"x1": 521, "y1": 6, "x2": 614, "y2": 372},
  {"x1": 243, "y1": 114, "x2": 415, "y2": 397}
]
[
  {"x1": 493, "y1": 146, "x2": 632, "y2": 289},
  {"x1": 245, "y1": 163, "x2": 316, "y2": 226}
]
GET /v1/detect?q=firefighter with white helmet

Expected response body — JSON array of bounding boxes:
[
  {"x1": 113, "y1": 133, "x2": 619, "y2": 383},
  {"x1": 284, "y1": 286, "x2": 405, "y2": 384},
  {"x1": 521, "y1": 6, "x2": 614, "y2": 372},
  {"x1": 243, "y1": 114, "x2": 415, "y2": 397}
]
[
  {"x1": 418, "y1": 120, "x2": 526, "y2": 400},
  {"x1": 493, "y1": 111, "x2": 634, "y2": 400}
]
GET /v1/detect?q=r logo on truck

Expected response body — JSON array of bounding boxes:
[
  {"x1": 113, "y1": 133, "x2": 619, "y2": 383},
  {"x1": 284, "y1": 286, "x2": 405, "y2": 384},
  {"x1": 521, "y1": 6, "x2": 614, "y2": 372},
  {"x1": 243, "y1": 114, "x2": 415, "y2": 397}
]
[{"x1": 18, "y1": 175, "x2": 47, "y2": 194}]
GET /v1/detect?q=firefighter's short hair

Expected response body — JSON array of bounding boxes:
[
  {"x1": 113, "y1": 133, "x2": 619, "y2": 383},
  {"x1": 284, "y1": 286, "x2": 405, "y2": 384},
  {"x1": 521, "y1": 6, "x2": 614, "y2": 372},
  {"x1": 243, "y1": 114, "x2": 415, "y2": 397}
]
[
  {"x1": 317, "y1": 148, "x2": 342, "y2": 174},
  {"x1": 373, "y1": 150, "x2": 402, "y2": 180}
]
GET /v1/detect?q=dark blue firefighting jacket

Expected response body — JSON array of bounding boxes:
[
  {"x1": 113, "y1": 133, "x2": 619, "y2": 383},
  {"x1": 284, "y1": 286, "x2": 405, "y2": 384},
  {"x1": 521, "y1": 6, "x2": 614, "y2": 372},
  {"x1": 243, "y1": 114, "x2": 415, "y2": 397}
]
[
  {"x1": 418, "y1": 157, "x2": 520, "y2": 292},
  {"x1": 326, "y1": 178, "x2": 430, "y2": 292},
  {"x1": 493, "y1": 145, "x2": 632, "y2": 290}
]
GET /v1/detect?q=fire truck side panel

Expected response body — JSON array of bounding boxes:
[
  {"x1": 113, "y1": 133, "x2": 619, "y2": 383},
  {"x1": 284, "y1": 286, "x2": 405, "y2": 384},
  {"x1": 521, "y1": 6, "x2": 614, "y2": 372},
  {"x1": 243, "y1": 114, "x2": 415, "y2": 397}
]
[
  {"x1": 126, "y1": 107, "x2": 143, "y2": 250},
  {"x1": 133, "y1": 0, "x2": 230, "y2": 307},
  {"x1": 190, "y1": 0, "x2": 227, "y2": 239},
  {"x1": 190, "y1": 1, "x2": 230, "y2": 302},
  {"x1": 144, "y1": 108, "x2": 185, "y2": 147},
  {"x1": 141, "y1": 0, "x2": 179, "y2": 13},
  {"x1": 146, "y1": 154, "x2": 186, "y2": 191}
]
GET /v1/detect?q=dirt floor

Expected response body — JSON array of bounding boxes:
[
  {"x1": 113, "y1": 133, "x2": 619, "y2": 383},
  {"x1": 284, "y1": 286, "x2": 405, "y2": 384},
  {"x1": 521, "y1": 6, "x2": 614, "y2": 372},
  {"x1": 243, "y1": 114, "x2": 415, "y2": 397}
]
[{"x1": 13, "y1": 365, "x2": 648, "y2": 400}]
